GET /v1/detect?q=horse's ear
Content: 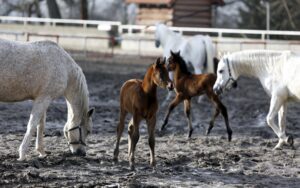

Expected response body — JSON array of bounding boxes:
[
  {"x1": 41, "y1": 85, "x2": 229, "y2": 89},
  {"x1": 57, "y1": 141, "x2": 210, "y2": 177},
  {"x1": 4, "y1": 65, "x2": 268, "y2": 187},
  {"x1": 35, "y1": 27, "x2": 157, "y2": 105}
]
[
  {"x1": 87, "y1": 108, "x2": 95, "y2": 117},
  {"x1": 162, "y1": 57, "x2": 166, "y2": 64},
  {"x1": 170, "y1": 50, "x2": 174, "y2": 56},
  {"x1": 177, "y1": 51, "x2": 181, "y2": 56},
  {"x1": 155, "y1": 57, "x2": 161, "y2": 67}
]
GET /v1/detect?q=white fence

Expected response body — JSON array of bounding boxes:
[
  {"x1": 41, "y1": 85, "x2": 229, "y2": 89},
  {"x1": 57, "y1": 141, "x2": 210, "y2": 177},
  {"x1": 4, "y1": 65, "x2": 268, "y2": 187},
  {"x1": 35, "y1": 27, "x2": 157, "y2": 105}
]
[{"x1": 1, "y1": 16, "x2": 300, "y2": 58}]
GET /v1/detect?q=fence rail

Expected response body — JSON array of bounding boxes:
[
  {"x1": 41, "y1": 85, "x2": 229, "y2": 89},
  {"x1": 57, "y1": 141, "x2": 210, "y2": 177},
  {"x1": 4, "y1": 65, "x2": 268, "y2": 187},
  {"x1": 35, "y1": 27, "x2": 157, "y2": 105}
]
[
  {"x1": 2, "y1": 16, "x2": 300, "y2": 40},
  {"x1": 1, "y1": 16, "x2": 300, "y2": 59}
]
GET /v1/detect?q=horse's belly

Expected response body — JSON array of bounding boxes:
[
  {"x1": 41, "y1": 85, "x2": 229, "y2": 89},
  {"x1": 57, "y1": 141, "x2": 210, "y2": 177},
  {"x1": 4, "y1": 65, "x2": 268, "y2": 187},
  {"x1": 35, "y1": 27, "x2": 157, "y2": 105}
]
[
  {"x1": 287, "y1": 84, "x2": 300, "y2": 101},
  {"x1": 0, "y1": 82, "x2": 32, "y2": 102}
]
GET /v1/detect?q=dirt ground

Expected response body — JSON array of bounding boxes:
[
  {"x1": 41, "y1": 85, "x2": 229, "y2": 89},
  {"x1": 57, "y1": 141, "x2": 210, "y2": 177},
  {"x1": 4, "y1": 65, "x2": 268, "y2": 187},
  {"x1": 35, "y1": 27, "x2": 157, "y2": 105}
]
[{"x1": 0, "y1": 58, "x2": 300, "y2": 187}]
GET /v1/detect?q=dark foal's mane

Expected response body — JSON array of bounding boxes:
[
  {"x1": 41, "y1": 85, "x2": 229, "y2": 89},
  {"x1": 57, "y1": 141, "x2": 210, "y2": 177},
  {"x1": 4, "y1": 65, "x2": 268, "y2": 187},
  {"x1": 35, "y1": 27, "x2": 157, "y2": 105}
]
[{"x1": 175, "y1": 54, "x2": 192, "y2": 75}]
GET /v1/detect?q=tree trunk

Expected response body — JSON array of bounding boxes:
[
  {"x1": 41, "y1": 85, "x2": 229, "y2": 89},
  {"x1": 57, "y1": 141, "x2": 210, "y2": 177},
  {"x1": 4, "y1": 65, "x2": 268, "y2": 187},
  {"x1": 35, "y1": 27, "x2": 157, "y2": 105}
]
[
  {"x1": 46, "y1": 0, "x2": 61, "y2": 18},
  {"x1": 80, "y1": 0, "x2": 88, "y2": 20}
]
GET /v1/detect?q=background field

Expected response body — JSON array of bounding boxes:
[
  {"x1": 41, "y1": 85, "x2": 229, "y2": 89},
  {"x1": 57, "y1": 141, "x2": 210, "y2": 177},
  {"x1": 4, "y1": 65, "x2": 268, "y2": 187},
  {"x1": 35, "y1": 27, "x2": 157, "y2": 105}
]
[{"x1": 0, "y1": 59, "x2": 299, "y2": 187}]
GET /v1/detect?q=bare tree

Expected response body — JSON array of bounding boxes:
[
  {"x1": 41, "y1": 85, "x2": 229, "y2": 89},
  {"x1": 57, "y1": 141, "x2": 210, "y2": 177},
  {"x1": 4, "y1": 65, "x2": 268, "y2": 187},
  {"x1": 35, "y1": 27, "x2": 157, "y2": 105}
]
[
  {"x1": 80, "y1": 0, "x2": 88, "y2": 20},
  {"x1": 46, "y1": 0, "x2": 61, "y2": 18}
]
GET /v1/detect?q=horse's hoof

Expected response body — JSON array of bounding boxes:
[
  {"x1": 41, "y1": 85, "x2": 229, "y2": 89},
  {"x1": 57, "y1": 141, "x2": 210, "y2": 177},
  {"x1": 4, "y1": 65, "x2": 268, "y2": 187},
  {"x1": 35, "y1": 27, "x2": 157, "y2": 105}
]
[
  {"x1": 287, "y1": 135, "x2": 295, "y2": 149},
  {"x1": 38, "y1": 153, "x2": 47, "y2": 158},
  {"x1": 17, "y1": 157, "x2": 25, "y2": 161},
  {"x1": 228, "y1": 133, "x2": 232, "y2": 142},
  {"x1": 272, "y1": 145, "x2": 283, "y2": 151},
  {"x1": 130, "y1": 165, "x2": 135, "y2": 171},
  {"x1": 206, "y1": 129, "x2": 211, "y2": 136},
  {"x1": 188, "y1": 129, "x2": 193, "y2": 139}
]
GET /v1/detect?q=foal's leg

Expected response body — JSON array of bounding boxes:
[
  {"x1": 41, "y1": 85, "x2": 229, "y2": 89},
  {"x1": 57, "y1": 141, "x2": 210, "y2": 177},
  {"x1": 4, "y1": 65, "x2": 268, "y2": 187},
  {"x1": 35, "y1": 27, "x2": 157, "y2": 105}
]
[
  {"x1": 161, "y1": 94, "x2": 183, "y2": 131},
  {"x1": 206, "y1": 108, "x2": 220, "y2": 136},
  {"x1": 208, "y1": 93, "x2": 232, "y2": 141},
  {"x1": 35, "y1": 112, "x2": 47, "y2": 158},
  {"x1": 146, "y1": 115, "x2": 156, "y2": 168},
  {"x1": 128, "y1": 114, "x2": 141, "y2": 170},
  {"x1": 113, "y1": 110, "x2": 127, "y2": 162},
  {"x1": 18, "y1": 97, "x2": 51, "y2": 161},
  {"x1": 184, "y1": 99, "x2": 193, "y2": 138}
]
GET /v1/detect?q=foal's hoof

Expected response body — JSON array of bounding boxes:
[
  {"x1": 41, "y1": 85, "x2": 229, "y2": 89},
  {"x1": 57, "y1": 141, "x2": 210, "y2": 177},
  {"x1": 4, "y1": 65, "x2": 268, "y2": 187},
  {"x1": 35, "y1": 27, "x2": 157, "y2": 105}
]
[
  {"x1": 188, "y1": 128, "x2": 194, "y2": 139},
  {"x1": 130, "y1": 165, "x2": 135, "y2": 171},
  {"x1": 228, "y1": 133, "x2": 232, "y2": 142},
  {"x1": 206, "y1": 129, "x2": 211, "y2": 136},
  {"x1": 287, "y1": 135, "x2": 295, "y2": 150},
  {"x1": 113, "y1": 158, "x2": 118, "y2": 164}
]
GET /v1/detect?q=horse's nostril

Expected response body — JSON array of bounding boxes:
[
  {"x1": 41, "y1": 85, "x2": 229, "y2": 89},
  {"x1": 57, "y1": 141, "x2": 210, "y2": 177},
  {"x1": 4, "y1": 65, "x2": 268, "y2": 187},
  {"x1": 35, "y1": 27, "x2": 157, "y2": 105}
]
[{"x1": 74, "y1": 148, "x2": 86, "y2": 156}]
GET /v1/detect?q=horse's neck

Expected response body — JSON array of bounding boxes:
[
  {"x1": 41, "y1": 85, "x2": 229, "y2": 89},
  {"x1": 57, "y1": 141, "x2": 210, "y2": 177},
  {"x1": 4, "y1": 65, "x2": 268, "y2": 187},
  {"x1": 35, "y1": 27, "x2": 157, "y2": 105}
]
[
  {"x1": 142, "y1": 66, "x2": 157, "y2": 96},
  {"x1": 232, "y1": 53, "x2": 279, "y2": 79},
  {"x1": 160, "y1": 27, "x2": 182, "y2": 48},
  {"x1": 65, "y1": 68, "x2": 89, "y2": 126},
  {"x1": 173, "y1": 65, "x2": 185, "y2": 85}
]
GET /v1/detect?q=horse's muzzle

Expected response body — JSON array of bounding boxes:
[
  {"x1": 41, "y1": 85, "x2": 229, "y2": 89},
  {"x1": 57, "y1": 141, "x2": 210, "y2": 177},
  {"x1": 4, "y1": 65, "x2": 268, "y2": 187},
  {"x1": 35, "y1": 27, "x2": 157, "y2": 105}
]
[
  {"x1": 73, "y1": 148, "x2": 86, "y2": 156},
  {"x1": 155, "y1": 40, "x2": 160, "y2": 48},
  {"x1": 167, "y1": 82, "x2": 174, "y2": 91},
  {"x1": 213, "y1": 85, "x2": 222, "y2": 95}
]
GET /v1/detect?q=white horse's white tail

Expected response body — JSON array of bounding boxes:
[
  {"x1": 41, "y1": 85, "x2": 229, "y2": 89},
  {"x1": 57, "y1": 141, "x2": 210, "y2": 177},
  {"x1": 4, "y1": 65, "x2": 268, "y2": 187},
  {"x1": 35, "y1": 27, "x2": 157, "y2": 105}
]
[{"x1": 203, "y1": 36, "x2": 215, "y2": 73}]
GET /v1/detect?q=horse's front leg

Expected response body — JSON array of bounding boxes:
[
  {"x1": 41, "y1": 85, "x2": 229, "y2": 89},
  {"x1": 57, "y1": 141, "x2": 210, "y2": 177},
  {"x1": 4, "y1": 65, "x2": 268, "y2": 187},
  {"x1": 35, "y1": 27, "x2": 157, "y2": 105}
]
[
  {"x1": 161, "y1": 94, "x2": 183, "y2": 131},
  {"x1": 18, "y1": 98, "x2": 51, "y2": 161},
  {"x1": 35, "y1": 112, "x2": 47, "y2": 158},
  {"x1": 266, "y1": 94, "x2": 284, "y2": 150},
  {"x1": 184, "y1": 99, "x2": 193, "y2": 138},
  {"x1": 277, "y1": 103, "x2": 294, "y2": 149}
]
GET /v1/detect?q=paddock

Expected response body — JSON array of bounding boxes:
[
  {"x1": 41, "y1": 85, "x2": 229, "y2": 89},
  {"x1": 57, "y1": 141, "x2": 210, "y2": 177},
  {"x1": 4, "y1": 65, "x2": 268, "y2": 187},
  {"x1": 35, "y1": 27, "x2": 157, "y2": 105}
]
[{"x1": 0, "y1": 57, "x2": 299, "y2": 187}]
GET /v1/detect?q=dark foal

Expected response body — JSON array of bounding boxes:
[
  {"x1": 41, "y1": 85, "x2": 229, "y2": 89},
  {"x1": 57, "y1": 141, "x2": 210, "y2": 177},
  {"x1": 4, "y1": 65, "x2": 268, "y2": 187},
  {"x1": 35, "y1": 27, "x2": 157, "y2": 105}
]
[
  {"x1": 113, "y1": 57, "x2": 173, "y2": 170},
  {"x1": 161, "y1": 51, "x2": 232, "y2": 141}
]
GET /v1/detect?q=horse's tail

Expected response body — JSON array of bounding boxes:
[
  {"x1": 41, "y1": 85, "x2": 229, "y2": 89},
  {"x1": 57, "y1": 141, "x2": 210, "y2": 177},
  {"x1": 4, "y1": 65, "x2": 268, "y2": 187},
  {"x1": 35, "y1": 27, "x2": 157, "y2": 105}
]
[{"x1": 203, "y1": 36, "x2": 215, "y2": 73}]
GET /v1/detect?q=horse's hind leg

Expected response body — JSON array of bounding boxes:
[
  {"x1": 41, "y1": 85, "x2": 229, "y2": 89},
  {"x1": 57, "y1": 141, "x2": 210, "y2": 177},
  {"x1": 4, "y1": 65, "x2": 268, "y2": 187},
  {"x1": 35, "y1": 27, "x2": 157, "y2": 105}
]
[
  {"x1": 209, "y1": 93, "x2": 232, "y2": 142},
  {"x1": 35, "y1": 112, "x2": 47, "y2": 158},
  {"x1": 184, "y1": 99, "x2": 193, "y2": 138},
  {"x1": 206, "y1": 108, "x2": 220, "y2": 136},
  {"x1": 18, "y1": 97, "x2": 51, "y2": 161},
  {"x1": 113, "y1": 110, "x2": 127, "y2": 162},
  {"x1": 128, "y1": 114, "x2": 141, "y2": 170},
  {"x1": 276, "y1": 102, "x2": 293, "y2": 149},
  {"x1": 146, "y1": 115, "x2": 156, "y2": 168},
  {"x1": 266, "y1": 94, "x2": 285, "y2": 150}
]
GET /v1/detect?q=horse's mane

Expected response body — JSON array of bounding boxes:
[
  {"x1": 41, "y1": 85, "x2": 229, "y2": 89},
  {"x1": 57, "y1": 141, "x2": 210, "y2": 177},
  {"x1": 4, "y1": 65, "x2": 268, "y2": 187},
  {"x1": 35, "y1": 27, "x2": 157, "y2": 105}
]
[
  {"x1": 175, "y1": 54, "x2": 192, "y2": 75},
  {"x1": 65, "y1": 56, "x2": 89, "y2": 122},
  {"x1": 228, "y1": 50, "x2": 291, "y2": 75}
]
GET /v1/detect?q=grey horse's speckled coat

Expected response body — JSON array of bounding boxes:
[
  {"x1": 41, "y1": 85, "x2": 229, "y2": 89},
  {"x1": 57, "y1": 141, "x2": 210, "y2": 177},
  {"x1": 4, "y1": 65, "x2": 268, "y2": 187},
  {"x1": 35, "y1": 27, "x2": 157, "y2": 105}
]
[{"x1": 0, "y1": 39, "x2": 94, "y2": 160}]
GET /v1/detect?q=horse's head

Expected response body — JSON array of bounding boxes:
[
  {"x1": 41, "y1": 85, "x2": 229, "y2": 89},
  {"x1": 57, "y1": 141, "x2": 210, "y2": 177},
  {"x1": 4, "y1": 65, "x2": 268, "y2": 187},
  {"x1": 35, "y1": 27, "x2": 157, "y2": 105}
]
[
  {"x1": 153, "y1": 57, "x2": 173, "y2": 90},
  {"x1": 64, "y1": 108, "x2": 94, "y2": 156},
  {"x1": 167, "y1": 50, "x2": 181, "y2": 71},
  {"x1": 154, "y1": 23, "x2": 166, "y2": 48},
  {"x1": 213, "y1": 57, "x2": 237, "y2": 95}
]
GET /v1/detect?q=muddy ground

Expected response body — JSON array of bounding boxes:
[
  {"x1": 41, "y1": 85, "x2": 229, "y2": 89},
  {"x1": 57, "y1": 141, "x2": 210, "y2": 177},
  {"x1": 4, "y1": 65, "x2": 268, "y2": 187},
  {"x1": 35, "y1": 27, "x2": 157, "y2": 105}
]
[{"x1": 0, "y1": 58, "x2": 300, "y2": 187}]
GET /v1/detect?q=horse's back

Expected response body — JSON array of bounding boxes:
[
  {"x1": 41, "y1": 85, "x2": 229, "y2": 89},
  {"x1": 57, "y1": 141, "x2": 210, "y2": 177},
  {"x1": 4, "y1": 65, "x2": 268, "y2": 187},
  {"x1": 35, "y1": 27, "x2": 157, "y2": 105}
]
[
  {"x1": 0, "y1": 39, "x2": 74, "y2": 101},
  {"x1": 120, "y1": 79, "x2": 143, "y2": 113},
  {"x1": 283, "y1": 54, "x2": 300, "y2": 100}
]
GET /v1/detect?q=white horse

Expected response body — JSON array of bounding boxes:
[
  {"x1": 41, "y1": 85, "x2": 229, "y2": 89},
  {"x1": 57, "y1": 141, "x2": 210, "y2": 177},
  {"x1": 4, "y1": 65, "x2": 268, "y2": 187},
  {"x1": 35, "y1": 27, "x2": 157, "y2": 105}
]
[
  {"x1": 155, "y1": 23, "x2": 215, "y2": 102},
  {"x1": 154, "y1": 23, "x2": 215, "y2": 74},
  {"x1": 213, "y1": 50, "x2": 298, "y2": 150},
  {"x1": 0, "y1": 39, "x2": 94, "y2": 161}
]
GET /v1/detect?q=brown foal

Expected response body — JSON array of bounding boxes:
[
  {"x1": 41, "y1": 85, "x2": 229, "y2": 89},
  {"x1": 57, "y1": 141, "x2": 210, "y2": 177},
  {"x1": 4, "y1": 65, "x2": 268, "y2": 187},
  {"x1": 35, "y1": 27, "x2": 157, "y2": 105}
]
[
  {"x1": 113, "y1": 57, "x2": 173, "y2": 170},
  {"x1": 161, "y1": 51, "x2": 232, "y2": 141}
]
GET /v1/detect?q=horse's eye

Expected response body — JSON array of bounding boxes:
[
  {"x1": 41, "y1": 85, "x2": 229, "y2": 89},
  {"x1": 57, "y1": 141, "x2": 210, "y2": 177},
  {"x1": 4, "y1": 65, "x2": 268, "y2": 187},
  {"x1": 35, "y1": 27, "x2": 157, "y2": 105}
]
[{"x1": 219, "y1": 70, "x2": 223, "y2": 74}]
